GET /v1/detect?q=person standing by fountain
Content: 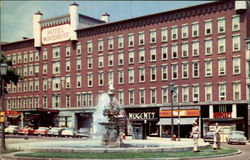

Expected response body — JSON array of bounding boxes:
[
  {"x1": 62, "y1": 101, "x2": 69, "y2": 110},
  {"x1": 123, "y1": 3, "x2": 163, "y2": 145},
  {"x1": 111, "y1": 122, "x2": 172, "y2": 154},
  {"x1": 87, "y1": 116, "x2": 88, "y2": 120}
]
[
  {"x1": 213, "y1": 123, "x2": 221, "y2": 150},
  {"x1": 190, "y1": 121, "x2": 200, "y2": 152}
]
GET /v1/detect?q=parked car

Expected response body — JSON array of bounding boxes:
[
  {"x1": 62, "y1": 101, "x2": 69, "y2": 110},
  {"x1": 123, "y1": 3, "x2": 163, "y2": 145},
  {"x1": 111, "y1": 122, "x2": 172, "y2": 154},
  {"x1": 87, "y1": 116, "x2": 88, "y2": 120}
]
[
  {"x1": 61, "y1": 128, "x2": 78, "y2": 137},
  {"x1": 5, "y1": 125, "x2": 19, "y2": 134},
  {"x1": 203, "y1": 131, "x2": 215, "y2": 144},
  {"x1": 227, "y1": 131, "x2": 247, "y2": 145},
  {"x1": 34, "y1": 127, "x2": 49, "y2": 136},
  {"x1": 18, "y1": 127, "x2": 35, "y2": 135},
  {"x1": 75, "y1": 128, "x2": 90, "y2": 138},
  {"x1": 47, "y1": 127, "x2": 64, "y2": 137}
]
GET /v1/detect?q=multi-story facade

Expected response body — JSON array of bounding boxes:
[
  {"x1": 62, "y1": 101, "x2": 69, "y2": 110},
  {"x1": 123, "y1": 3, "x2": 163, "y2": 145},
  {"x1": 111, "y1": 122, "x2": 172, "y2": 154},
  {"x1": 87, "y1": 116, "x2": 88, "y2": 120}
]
[{"x1": 1, "y1": 1, "x2": 250, "y2": 141}]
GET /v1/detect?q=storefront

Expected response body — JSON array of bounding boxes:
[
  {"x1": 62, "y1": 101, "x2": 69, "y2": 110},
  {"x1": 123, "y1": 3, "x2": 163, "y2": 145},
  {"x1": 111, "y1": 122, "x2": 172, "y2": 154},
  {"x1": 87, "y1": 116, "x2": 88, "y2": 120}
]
[
  {"x1": 125, "y1": 107, "x2": 159, "y2": 138},
  {"x1": 5, "y1": 111, "x2": 21, "y2": 126},
  {"x1": 157, "y1": 106, "x2": 200, "y2": 138},
  {"x1": 76, "y1": 112, "x2": 93, "y2": 129}
]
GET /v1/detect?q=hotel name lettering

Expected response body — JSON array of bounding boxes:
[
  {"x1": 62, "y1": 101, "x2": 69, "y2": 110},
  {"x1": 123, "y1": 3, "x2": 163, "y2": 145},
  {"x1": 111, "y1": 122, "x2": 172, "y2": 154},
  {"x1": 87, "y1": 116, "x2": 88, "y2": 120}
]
[{"x1": 129, "y1": 112, "x2": 156, "y2": 120}]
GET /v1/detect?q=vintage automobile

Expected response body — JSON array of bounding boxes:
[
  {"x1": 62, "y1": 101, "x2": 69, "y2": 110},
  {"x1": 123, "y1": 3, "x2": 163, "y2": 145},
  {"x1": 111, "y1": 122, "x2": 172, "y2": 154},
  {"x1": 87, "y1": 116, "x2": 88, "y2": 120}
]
[
  {"x1": 34, "y1": 127, "x2": 50, "y2": 136},
  {"x1": 18, "y1": 127, "x2": 35, "y2": 135},
  {"x1": 75, "y1": 128, "x2": 90, "y2": 138},
  {"x1": 61, "y1": 128, "x2": 78, "y2": 137},
  {"x1": 5, "y1": 125, "x2": 19, "y2": 134},
  {"x1": 47, "y1": 127, "x2": 64, "y2": 137},
  {"x1": 203, "y1": 131, "x2": 215, "y2": 144},
  {"x1": 227, "y1": 131, "x2": 247, "y2": 145}
]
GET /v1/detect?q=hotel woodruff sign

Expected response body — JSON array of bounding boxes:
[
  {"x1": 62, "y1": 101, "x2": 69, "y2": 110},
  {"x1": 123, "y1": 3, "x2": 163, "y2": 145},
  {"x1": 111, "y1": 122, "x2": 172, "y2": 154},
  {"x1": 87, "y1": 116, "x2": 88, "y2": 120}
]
[
  {"x1": 42, "y1": 24, "x2": 70, "y2": 45},
  {"x1": 160, "y1": 109, "x2": 200, "y2": 117}
]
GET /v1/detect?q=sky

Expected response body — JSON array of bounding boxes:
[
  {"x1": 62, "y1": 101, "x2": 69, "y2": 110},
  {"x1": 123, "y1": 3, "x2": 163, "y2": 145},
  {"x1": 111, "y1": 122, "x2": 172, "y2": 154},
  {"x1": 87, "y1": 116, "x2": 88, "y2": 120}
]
[{"x1": 1, "y1": 1, "x2": 210, "y2": 43}]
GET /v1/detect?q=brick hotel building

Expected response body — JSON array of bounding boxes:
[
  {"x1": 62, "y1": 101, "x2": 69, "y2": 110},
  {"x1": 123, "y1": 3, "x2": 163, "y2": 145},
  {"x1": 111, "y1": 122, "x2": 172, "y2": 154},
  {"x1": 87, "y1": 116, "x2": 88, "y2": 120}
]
[{"x1": 1, "y1": 1, "x2": 250, "y2": 140}]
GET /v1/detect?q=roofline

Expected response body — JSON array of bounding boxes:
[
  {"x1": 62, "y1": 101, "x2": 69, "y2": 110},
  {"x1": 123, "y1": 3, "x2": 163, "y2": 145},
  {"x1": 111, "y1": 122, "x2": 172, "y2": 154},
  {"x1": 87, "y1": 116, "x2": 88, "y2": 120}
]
[{"x1": 1, "y1": 38, "x2": 34, "y2": 47}]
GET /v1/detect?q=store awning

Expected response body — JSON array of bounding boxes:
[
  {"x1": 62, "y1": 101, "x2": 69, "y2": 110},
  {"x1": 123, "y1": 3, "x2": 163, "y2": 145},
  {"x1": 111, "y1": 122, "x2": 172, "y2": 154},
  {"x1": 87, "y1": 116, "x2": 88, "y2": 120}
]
[{"x1": 157, "y1": 118, "x2": 197, "y2": 125}]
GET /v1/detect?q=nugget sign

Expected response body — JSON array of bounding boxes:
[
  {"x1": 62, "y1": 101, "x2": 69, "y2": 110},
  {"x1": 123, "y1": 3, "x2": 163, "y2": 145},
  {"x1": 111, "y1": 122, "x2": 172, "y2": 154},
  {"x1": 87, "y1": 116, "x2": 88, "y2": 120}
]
[{"x1": 42, "y1": 24, "x2": 70, "y2": 44}]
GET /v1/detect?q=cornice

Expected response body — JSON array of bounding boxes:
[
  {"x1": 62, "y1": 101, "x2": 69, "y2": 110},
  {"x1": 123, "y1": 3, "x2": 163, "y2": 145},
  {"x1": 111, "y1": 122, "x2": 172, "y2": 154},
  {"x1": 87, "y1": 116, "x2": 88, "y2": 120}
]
[{"x1": 1, "y1": 39, "x2": 34, "y2": 51}]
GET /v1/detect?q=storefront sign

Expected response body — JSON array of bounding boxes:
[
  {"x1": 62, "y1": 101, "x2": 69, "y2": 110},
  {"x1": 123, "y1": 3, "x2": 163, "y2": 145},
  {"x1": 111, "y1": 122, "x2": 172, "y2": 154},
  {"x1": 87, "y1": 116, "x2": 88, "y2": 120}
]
[
  {"x1": 42, "y1": 24, "x2": 70, "y2": 44},
  {"x1": 128, "y1": 112, "x2": 156, "y2": 120},
  {"x1": 160, "y1": 109, "x2": 200, "y2": 117},
  {"x1": 5, "y1": 111, "x2": 21, "y2": 118},
  {"x1": 214, "y1": 112, "x2": 232, "y2": 118},
  {"x1": 0, "y1": 111, "x2": 5, "y2": 122}
]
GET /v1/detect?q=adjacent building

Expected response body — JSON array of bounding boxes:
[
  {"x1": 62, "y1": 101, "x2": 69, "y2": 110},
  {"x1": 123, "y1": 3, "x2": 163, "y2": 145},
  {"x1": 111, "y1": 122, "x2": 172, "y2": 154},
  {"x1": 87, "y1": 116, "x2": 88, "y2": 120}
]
[{"x1": 1, "y1": 0, "x2": 250, "y2": 141}]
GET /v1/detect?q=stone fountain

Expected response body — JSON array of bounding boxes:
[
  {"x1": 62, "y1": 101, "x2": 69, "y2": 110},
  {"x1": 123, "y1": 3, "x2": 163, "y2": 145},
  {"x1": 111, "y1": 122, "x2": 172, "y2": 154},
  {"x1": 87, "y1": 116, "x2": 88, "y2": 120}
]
[{"x1": 99, "y1": 82, "x2": 125, "y2": 147}]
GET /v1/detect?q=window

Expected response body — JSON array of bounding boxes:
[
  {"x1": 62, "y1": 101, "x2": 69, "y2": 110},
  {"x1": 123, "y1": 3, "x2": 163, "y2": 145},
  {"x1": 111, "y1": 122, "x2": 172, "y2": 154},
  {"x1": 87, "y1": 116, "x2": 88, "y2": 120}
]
[
  {"x1": 182, "y1": 63, "x2": 188, "y2": 79},
  {"x1": 161, "y1": 45, "x2": 168, "y2": 60},
  {"x1": 205, "y1": 39, "x2": 213, "y2": 55},
  {"x1": 139, "y1": 89, "x2": 145, "y2": 104},
  {"x1": 34, "y1": 79, "x2": 39, "y2": 91},
  {"x1": 150, "y1": 47, "x2": 156, "y2": 61},
  {"x1": 171, "y1": 26, "x2": 178, "y2": 40},
  {"x1": 34, "y1": 65, "x2": 39, "y2": 75},
  {"x1": 82, "y1": 94, "x2": 87, "y2": 107},
  {"x1": 232, "y1": 15, "x2": 240, "y2": 31},
  {"x1": 66, "y1": 60, "x2": 71, "y2": 72},
  {"x1": 150, "y1": 88, "x2": 156, "y2": 104},
  {"x1": 172, "y1": 86, "x2": 178, "y2": 103},
  {"x1": 23, "y1": 66, "x2": 28, "y2": 76},
  {"x1": 218, "y1": 58, "x2": 226, "y2": 76},
  {"x1": 128, "y1": 68, "x2": 134, "y2": 83},
  {"x1": 218, "y1": 17, "x2": 225, "y2": 33},
  {"x1": 98, "y1": 55, "x2": 104, "y2": 68},
  {"x1": 192, "y1": 85, "x2": 199, "y2": 102},
  {"x1": 76, "y1": 58, "x2": 82, "y2": 70},
  {"x1": 29, "y1": 80, "x2": 33, "y2": 92},
  {"x1": 128, "y1": 50, "x2": 134, "y2": 64},
  {"x1": 29, "y1": 51, "x2": 33, "y2": 62},
  {"x1": 88, "y1": 73, "x2": 93, "y2": 87},
  {"x1": 17, "y1": 82, "x2": 22, "y2": 92},
  {"x1": 87, "y1": 93, "x2": 93, "y2": 106},
  {"x1": 98, "y1": 39, "x2": 104, "y2": 51},
  {"x1": 108, "y1": 37, "x2": 114, "y2": 50},
  {"x1": 52, "y1": 47, "x2": 60, "y2": 59},
  {"x1": 76, "y1": 43, "x2": 81, "y2": 55},
  {"x1": 171, "y1": 44, "x2": 178, "y2": 59},
  {"x1": 77, "y1": 94, "x2": 81, "y2": 107},
  {"x1": 43, "y1": 64, "x2": 47, "y2": 74},
  {"x1": 52, "y1": 95, "x2": 60, "y2": 108},
  {"x1": 65, "y1": 76, "x2": 71, "y2": 88},
  {"x1": 128, "y1": 34, "x2": 134, "y2": 47},
  {"x1": 87, "y1": 56, "x2": 93, "y2": 69},
  {"x1": 182, "y1": 86, "x2": 189, "y2": 102},
  {"x1": 118, "y1": 35, "x2": 124, "y2": 48},
  {"x1": 162, "y1": 87, "x2": 168, "y2": 104},
  {"x1": 29, "y1": 97, "x2": 32, "y2": 108},
  {"x1": 24, "y1": 52, "x2": 28, "y2": 63},
  {"x1": 52, "y1": 61, "x2": 60, "y2": 74},
  {"x1": 233, "y1": 82, "x2": 241, "y2": 100},
  {"x1": 23, "y1": 80, "x2": 28, "y2": 92},
  {"x1": 12, "y1": 54, "x2": 16, "y2": 65},
  {"x1": 98, "y1": 72, "x2": 104, "y2": 86},
  {"x1": 181, "y1": 24, "x2": 188, "y2": 39},
  {"x1": 42, "y1": 50, "x2": 47, "y2": 60},
  {"x1": 192, "y1": 41, "x2": 199, "y2": 56},
  {"x1": 232, "y1": 35, "x2": 240, "y2": 52},
  {"x1": 17, "y1": 98, "x2": 22, "y2": 109},
  {"x1": 139, "y1": 32, "x2": 145, "y2": 45},
  {"x1": 150, "y1": 30, "x2": 157, "y2": 43},
  {"x1": 192, "y1": 61, "x2": 199, "y2": 78},
  {"x1": 205, "y1": 60, "x2": 212, "y2": 77},
  {"x1": 51, "y1": 78, "x2": 60, "y2": 91},
  {"x1": 34, "y1": 97, "x2": 39, "y2": 108},
  {"x1": 150, "y1": 66, "x2": 156, "y2": 81},
  {"x1": 233, "y1": 57, "x2": 240, "y2": 74},
  {"x1": 181, "y1": 43, "x2": 188, "y2": 57},
  {"x1": 192, "y1": 22, "x2": 199, "y2": 37},
  {"x1": 87, "y1": 41, "x2": 93, "y2": 53},
  {"x1": 205, "y1": 20, "x2": 212, "y2": 35},
  {"x1": 108, "y1": 71, "x2": 114, "y2": 84},
  {"x1": 139, "y1": 49, "x2": 145, "y2": 63},
  {"x1": 65, "y1": 95, "x2": 71, "y2": 107},
  {"x1": 205, "y1": 84, "x2": 212, "y2": 101},
  {"x1": 34, "y1": 50, "x2": 39, "y2": 61},
  {"x1": 118, "y1": 52, "x2": 124, "y2": 65},
  {"x1": 219, "y1": 83, "x2": 226, "y2": 100},
  {"x1": 161, "y1": 28, "x2": 168, "y2": 42},
  {"x1": 76, "y1": 75, "x2": 81, "y2": 88},
  {"x1": 66, "y1": 46, "x2": 71, "y2": 57},
  {"x1": 17, "y1": 53, "x2": 22, "y2": 64},
  {"x1": 162, "y1": 65, "x2": 168, "y2": 81},
  {"x1": 139, "y1": 67, "x2": 145, "y2": 82},
  {"x1": 172, "y1": 63, "x2": 178, "y2": 80},
  {"x1": 218, "y1": 37, "x2": 226, "y2": 53},
  {"x1": 118, "y1": 91, "x2": 124, "y2": 105},
  {"x1": 108, "y1": 54, "x2": 114, "y2": 66},
  {"x1": 129, "y1": 90, "x2": 134, "y2": 105},
  {"x1": 29, "y1": 65, "x2": 33, "y2": 76},
  {"x1": 118, "y1": 70, "x2": 124, "y2": 84}
]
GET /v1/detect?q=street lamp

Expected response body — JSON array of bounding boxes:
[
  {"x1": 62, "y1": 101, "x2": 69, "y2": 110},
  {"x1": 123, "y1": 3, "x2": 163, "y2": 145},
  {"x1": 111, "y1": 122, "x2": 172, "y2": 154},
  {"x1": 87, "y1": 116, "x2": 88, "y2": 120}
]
[
  {"x1": 169, "y1": 83, "x2": 174, "y2": 141},
  {"x1": 0, "y1": 63, "x2": 8, "y2": 152}
]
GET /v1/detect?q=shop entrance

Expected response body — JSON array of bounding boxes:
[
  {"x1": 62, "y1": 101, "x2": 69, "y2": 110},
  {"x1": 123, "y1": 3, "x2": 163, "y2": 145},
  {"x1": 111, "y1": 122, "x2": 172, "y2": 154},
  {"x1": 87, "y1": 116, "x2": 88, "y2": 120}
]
[{"x1": 76, "y1": 113, "x2": 93, "y2": 129}]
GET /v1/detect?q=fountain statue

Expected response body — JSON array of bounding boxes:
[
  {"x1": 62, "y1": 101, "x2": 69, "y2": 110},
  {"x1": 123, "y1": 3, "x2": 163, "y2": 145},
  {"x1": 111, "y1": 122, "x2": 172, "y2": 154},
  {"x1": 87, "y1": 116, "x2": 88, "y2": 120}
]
[{"x1": 99, "y1": 81, "x2": 125, "y2": 147}]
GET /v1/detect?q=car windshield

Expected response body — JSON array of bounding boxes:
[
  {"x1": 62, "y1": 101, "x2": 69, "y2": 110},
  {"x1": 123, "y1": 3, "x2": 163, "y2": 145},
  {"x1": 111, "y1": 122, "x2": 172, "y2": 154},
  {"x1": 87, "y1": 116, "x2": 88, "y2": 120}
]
[
  {"x1": 232, "y1": 131, "x2": 244, "y2": 136},
  {"x1": 51, "y1": 128, "x2": 61, "y2": 131},
  {"x1": 64, "y1": 128, "x2": 73, "y2": 131},
  {"x1": 38, "y1": 127, "x2": 47, "y2": 130}
]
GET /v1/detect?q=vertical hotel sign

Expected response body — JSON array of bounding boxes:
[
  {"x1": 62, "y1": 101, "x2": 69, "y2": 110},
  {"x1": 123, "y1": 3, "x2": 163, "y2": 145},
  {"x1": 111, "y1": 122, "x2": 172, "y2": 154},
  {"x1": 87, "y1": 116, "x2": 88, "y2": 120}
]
[{"x1": 42, "y1": 24, "x2": 70, "y2": 45}]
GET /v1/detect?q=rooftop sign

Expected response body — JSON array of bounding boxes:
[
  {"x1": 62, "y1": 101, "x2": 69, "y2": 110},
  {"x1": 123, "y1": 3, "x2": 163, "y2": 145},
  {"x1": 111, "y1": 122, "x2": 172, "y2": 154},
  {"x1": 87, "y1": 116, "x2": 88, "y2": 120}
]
[{"x1": 42, "y1": 24, "x2": 70, "y2": 44}]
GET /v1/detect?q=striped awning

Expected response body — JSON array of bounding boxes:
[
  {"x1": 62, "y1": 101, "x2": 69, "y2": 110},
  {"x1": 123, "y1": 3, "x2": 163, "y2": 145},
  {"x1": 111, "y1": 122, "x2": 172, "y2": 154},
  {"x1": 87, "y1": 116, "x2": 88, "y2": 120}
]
[{"x1": 157, "y1": 118, "x2": 197, "y2": 125}]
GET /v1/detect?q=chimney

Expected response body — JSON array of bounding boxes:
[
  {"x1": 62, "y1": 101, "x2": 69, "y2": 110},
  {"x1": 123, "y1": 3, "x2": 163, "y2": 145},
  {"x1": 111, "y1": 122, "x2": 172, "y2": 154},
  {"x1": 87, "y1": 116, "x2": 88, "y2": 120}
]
[
  {"x1": 33, "y1": 11, "x2": 43, "y2": 47},
  {"x1": 69, "y1": 2, "x2": 79, "y2": 41},
  {"x1": 101, "y1": 12, "x2": 110, "y2": 23}
]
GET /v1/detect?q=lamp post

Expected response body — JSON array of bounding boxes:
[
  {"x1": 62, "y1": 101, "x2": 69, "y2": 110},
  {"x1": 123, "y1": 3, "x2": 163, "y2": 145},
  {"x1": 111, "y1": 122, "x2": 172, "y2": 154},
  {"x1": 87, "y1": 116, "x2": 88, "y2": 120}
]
[
  {"x1": 169, "y1": 83, "x2": 174, "y2": 141},
  {"x1": 0, "y1": 63, "x2": 8, "y2": 152}
]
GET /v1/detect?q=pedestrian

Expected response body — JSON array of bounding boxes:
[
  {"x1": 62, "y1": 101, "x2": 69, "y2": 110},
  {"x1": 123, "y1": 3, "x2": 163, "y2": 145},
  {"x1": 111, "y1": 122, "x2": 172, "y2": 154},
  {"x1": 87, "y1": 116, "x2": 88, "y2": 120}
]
[
  {"x1": 190, "y1": 121, "x2": 200, "y2": 152},
  {"x1": 213, "y1": 123, "x2": 221, "y2": 150}
]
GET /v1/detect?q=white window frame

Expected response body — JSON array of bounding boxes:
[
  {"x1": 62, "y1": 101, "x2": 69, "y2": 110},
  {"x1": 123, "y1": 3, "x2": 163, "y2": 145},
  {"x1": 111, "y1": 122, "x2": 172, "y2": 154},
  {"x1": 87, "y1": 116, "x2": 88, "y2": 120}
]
[
  {"x1": 161, "y1": 45, "x2": 168, "y2": 60},
  {"x1": 87, "y1": 41, "x2": 93, "y2": 53},
  {"x1": 150, "y1": 30, "x2": 157, "y2": 43},
  {"x1": 150, "y1": 66, "x2": 157, "y2": 81},
  {"x1": 218, "y1": 58, "x2": 226, "y2": 76},
  {"x1": 150, "y1": 47, "x2": 156, "y2": 62},
  {"x1": 128, "y1": 34, "x2": 134, "y2": 47},
  {"x1": 205, "y1": 60, "x2": 212, "y2": 77},
  {"x1": 171, "y1": 26, "x2": 178, "y2": 40},
  {"x1": 161, "y1": 28, "x2": 168, "y2": 42},
  {"x1": 182, "y1": 63, "x2": 188, "y2": 79},
  {"x1": 205, "y1": 39, "x2": 213, "y2": 55},
  {"x1": 150, "y1": 88, "x2": 156, "y2": 104},
  {"x1": 138, "y1": 32, "x2": 145, "y2": 45},
  {"x1": 232, "y1": 35, "x2": 240, "y2": 52},
  {"x1": 233, "y1": 56, "x2": 241, "y2": 74},
  {"x1": 182, "y1": 86, "x2": 189, "y2": 103},
  {"x1": 162, "y1": 65, "x2": 168, "y2": 81},
  {"x1": 218, "y1": 17, "x2": 226, "y2": 33},
  {"x1": 192, "y1": 22, "x2": 199, "y2": 37},
  {"x1": 205, "y1": 20, "x2": 212, "y2": 35},
  {"x1": 205, "y1": 84, "x2": 212, "y2": 101},
  {"x1": 181, "y1": 42, "x2": 188, "y2": 57},
  {"x1": 181, "y1": 24, "x2": 188, "y2": 39},
  {"x1": 192, "y1": 61, "x2": 199, "y2": 78},
  {"x1": 172, "y1": 63, "x2": 178, "y2": 80},
  {"x1": 128, "y1": 68, "x2": 134, "y2": 84},
  {"x1": 232, "y1": 15, "x2": 240, "y2": 31}
]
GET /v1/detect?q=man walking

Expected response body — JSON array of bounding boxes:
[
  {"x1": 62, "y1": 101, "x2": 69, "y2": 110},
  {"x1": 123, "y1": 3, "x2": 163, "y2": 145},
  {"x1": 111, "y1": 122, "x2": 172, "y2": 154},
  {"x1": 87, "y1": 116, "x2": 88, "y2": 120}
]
[{"x1": 190, "y1": 121, "x2": 200, "y2": 152}]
